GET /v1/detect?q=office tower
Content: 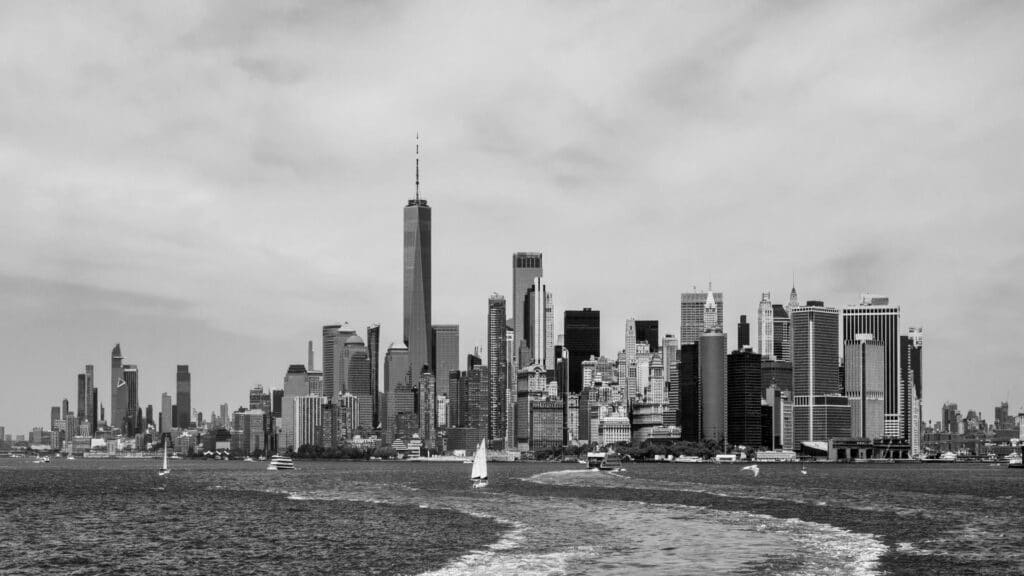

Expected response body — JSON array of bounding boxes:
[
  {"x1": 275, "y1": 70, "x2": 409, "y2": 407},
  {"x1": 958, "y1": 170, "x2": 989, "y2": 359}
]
[
  {"x1": 703, "y1": 291, "x2": 721, "y2": 332},
  {"x1": 416, "y1": 372, "x2": 436, "y2": 449},
  {"x1": 901, "y1": 328, "x2": 923, "y2": 454},
  {"x1": 340, "y1": 333, "x2": 373, "y2": 431},
  {"x1": 307, "y1": 340, "x2": 314, "y2": 371},
  {"x1": 772, "y1": 305, "x2": 791, "y2": 361},
  {"x1": 432, "y1": 324, "x2": 459, "y2": 401},
  {"x1": 50, "y1": 406, "x2": 60, "y2": 430},
  {"x1": 467, "y1": 364, "x2": 490, "y2": 434},
  {"x1": 634, "y1": 320, "x2": 659, "y2": 353},
  {"x1": 995, "y1": 402, "x2": 1009, "y2": 429},
  {"x1": 544, "y1": 292, "x2": 555, "y2": 371},
  {"x1": 76, "y1": 365, "x2": 94, "y2": 433},
  {"x1": 941, "y1": 402, "x2": 958, "y2": 433},
  {"x1": 625, "y1": 319, "x2": 637, "y2": 360},
  {"x1": 449, "y1": 370, "x2": 466, "y2": 428},
  {"x1": 846, "y1": 336, "x2": 885, "y2": 439},
  {"x1": 110, "y1": 344, "x2": 126, "y2": 435},
  {"x1": 487, "y1": 294, "x2": 508, "y2": 442},
  {"x1": 383, "y1": 343, "x2": 410, "y2": 442},
  {"x1": 322, "y1": 324, "x2": 341, "y2": 400},
  {"x1": 525, "y1": 278, "x2": 549, "y2": 367},
  {"x1": 218, "y1": 403, "x2": 229, "y2": 429},
  {"x1": 698, "y1": 331, "x2": 727, "y2": 443},
  {"x1": 727, "y1": 348, "x2": 762, "y2": 447},
  {"x1": 404, "y1": 141, "x2": 432, "y2": 379},
  {"x1": 792, "y1": 302, "x2": 848, "y2": 443},
  {"x1": 564, "y1": 308, "x2": 600, "y2": 394},
  {"x1": 842, "y1": 295, "x2": 901, "y2": 438},
  {"x1": 761, "y1": 359, "x2": 793, "y2": 396},
  {"x1": 662, "y1": 335, "x2": 680, "y2": 427},
  {"x1": 512, "y1": 252, "x2": 543, "y2": 369},
  {"x1": 367, "y1": 324, "x2": 380, "y2": 428},
  {"x1": 160, "y1": 393, "x2": 173, "y2": 433},
  {"x1": 294, "y1": 395, "x2": 326, "y2": 449},
  {"x1": 232, "y1": 410, "x2": 265, "y2": 456},
  {"x1": 737, "y1": 315, "x2": 750, "y2": 350},
  {"x1": 280, "y1": 364, "x2": 311, "y2": 452},
  {"x1": 145, "y1": 405, "x2": 153, "y2": 428},
  {"x1": 680, "y1": 290, "x2": 723, "y2": 345},
  {"x1": 505, "y1": 323, "x2": 516, "y2": 448},
  {"x1": 678, "y1": 343, "x2": 700, "y2": 441},
  {"x1": 176, "y1": 365, "x2": 192, "y2": 430},
  {"x1": 757, "y1": 293, "x2": 774, "y2": 359},
  {"x1": 122, "y1": 365, "x2": 139, "y2": 434}
]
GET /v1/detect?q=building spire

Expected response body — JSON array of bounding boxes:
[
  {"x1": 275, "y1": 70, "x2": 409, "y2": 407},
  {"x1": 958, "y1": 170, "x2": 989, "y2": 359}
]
[{"x1": 415, "y1": 132, "x2": 420, "y2": 201}]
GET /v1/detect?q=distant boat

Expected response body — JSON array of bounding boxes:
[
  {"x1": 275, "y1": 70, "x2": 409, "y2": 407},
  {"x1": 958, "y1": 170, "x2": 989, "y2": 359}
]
[
  {"x1": 243, "y1": 456, "x2": 254, "y2": 462},
  {"x1": 586, "y1": 452, "x2": 607, "y2": 469},
  {"x1": 267, "y1": 455, "x2": 295, "y2": 471},
  {"x1": 158, "y1": 439, "x2": 170, "y2": 476},
  {"x1": 470, "y1": 439, "x2": 488, "y2": 488},
  {"x1": 600, "y1": 451, "x2": 624, "y2": 472},
  {"x1": 66, "y1": 454, "x2": 75, "y2": 461},
  {"x1": 741, "y1": 464, "x2": 760, "y2": 478},
  {"x1": 1008, "y1": 451, "x2": 1023, "y2": 469}
]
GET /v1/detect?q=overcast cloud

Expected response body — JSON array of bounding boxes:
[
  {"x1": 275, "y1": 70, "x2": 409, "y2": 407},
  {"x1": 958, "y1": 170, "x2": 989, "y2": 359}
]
[{"x1": 1, "y1": 1, "x2": 1022, "y2": 433}]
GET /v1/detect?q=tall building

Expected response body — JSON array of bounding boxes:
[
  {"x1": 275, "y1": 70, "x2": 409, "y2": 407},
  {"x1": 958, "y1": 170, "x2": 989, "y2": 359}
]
[
  {"x1": 624, "y1": 319, "x2": 637, "y2": 360},
  {"x1": 342, "y1": 334, "x2": 373, "y2": 431},
  {"x1": 322, "y1": 324, "x2": 341, "y2": 400},
  {"x1": 176, "y1": 365, "x2": 192, "y2": 430},
  {"x1": 367, "y1": 324, "x2": 381, "y2": 428},
  {"x1": 845, "y1": 336, "x2": 885, "y2": 439},
  {"x1": 382, "y1": 343, "x2": 410, "y2": 442},
  {"x1": 772, "y1": 305, "x2": 791, "y2": 361},
  {"x1": 280, "y1": 364, "x2": 311, "y2": 452},
  {"x1": 703, "y1": 290, "x2": 721, "y2": 332},
  {"x1": 524, "y1": 276, "x2": 549, "y2": 368},
  {"x1": 792, "y1": 302, "x2": 848, "y2": 443},
  {"x1": 757, "y1": 292, "x2": 774, "y2": 360},
  {"x1": 900, "y1": 328, "x2": 923, "y2": 454},
  {"x1": 662, "y1": 334, "x2": 680, "y2": 427},
  {"x1": 727, "y1": 348, "x2": 762, "y2": 447},
  {"x1": 564, "y1": 308, "x2": 600, "y2": 394},
  {"x1": 294, "y1": 395, "x2": 325, "y2": 449},
  {"x1": 842, "y1": 295, "x2": 901, "y2": 438},
  {"x1": 737, "y1": 315, "x2": 750, "y2": 350},
  {"x1": 110, "y1": 344, "x2": 126, "y2": 434},
  {"x1": 160, "y1": 393, "x2": 172, "y2": 433},
  {"x1": 698, "y1": 331, "x2": 727, "y2": 444},
  {"x1": 487, "y1": 294, "x2": 508, "y2": 442},
  {"x1": 512, "y1": 252, "x2": 543, "y2": 369},
  {"x1": 635, "y1": 320, "x2": 659, "y2": 353},
  {"x1": 941, "y1": 402, "x2": 958, "y2": 433},
  {"x1": 544, "y1": 292, "x2": 555, "y2": 371},
  {"x1": 432, "y1": 324, "x2": 459, "y2": 423},
  {"x1": 122, "y1": 365, "x2": 140, "y2": 434},
  {"x1": 76, "y1": 365, "x2": 95, "y2": 434},
  {"x1": 680, "y1": 290, "x2": 723, "y2": 345},
  {"x1": 404, "y1": 140, "x2": 432, "y2": 380}
]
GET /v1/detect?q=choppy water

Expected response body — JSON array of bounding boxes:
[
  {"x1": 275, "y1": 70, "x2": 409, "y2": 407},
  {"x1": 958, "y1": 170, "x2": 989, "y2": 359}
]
[{"x1": 0, "y1": 458, "x2": 1020, "y2": 575}]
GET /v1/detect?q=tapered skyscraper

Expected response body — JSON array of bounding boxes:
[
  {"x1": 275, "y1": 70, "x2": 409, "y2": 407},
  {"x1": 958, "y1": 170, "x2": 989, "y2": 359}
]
[
  {"x1": 404, "y1": 137, "x2": 432, "y2": 379},
  {"x1": 110, "y1": 344, "x2": 126, "y2": 433}
]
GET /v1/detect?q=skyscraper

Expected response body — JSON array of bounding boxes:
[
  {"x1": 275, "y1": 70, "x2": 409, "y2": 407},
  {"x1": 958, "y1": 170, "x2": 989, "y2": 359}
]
[
  {"x1": 382, "y1": 342, "x2": 410, "y2": 442},
  {"x1": 792, "y1": 302, "x2": 848, "y2": 443},
  {"x1": 544, "y1": 291, "x2": 555, "y2": 370},
  {"x1": 160, "y1": 392, "x2": 172, "y2": 434},
  {"x1": 727, "y1": 348, "x2": 762, "y2": 447},
  {"x1": 123, "y1": 365, "x2": 139, "y2": 435},
  {"x1": 76, "y1": 364, "x2": 94, "y2": 433},
  {"x1": 280, "y1": 364, "x2": 310, "y2": 452},
  {"x1": 680, "y1": 290, "x2": 723, "y2": 345},
  {"x1": 757, "y1": 292, "x2": 774, "y2": 360},
  {"x1": 635, "y1": 320, "x2": 659, "y2": 353},
  {"x1": 432, "y1": 324, "x2": 459, "y2": 412},
  {"x1": 512, "y1": 252, "x2": 543, "y2": 368},
  {"x1": 342, "y1": 333, "x2": 373, "y2": 431},
  {"x1": 322, "y1": 324, "x2": 341, "y2": 400},
  {"x1": 367, "y1": 324, "x2": 381, "y2": 428},
  {"x1": 772, "y1": 304, "x2": 791, "y2": 361},
  {"x1": 698, "y1": 331, "x2": 727, "y2": 443},
  {"x1": 845, "y1": 336, "x2": 885, "y2": 439},
  {"x1": 737, "y1": 315, "x2": 750, "y2": 350},
  {"x1": 564, "y1": 308, "x2": 600, "y2": 394},
  {"x1": 487, "y1": 294, "x2": 507, "y2": 442},
  {"x1": 842, "y1": 295, "x2": 901, "y2": 438},
  {"x1": 176, "y1": 365, "x2": 192, "y2": 430},
  {"x1": 900, "y1": 328, "x2": 923, "y2": 454},
  {"x1": 110, "y1": 344, "x2": 126, "y2": 434},
  {"x1": 404, "y1": 139, "x2": 432, "y2": 379},
  {"x1": 525, "y1": 279, "x2": 548, "y2": 367}
]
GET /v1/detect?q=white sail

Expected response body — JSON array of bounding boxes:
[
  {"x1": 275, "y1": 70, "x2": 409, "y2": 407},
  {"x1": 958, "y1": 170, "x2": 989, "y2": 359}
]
[
  {"x1": 163, "y1": 442, "x2": 168, "y2": 470},
  {"x1": 470, "y1": 439, "x2": 487, "y2": 480}
]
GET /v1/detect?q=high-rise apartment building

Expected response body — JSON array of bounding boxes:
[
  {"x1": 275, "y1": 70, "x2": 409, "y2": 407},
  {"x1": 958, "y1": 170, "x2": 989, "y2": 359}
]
[
  {"x1": 757, "y1": 292, "x2": 774, "y2": 360},
  {"x1": 564, "y1": 308, "x2": 600, "y2": 394},
  {"x1": 792, "y1": 302, "x2": 848, "y2": 443},
  {"x1": 512, "y1": 252, "x2": 543, "y2": 368},
  {"x1": 680, "y1": 290, "x2": 723, "y2": 345},
  {"x1": 404, "y1": 143, "x2": 432, "y2": 380},
  {"x1": 176, "y1": 365, "x2": 192, "y2": 430},
  {"x1": 294, "y1": 395, "x2": 325, "y2": 449},
  {"x1": 322, "y1": 324, "x2": 341, "y2": 399},
  {"x1": 845, "y1": 336, "x2": 885, "y2": 439},
  {"x1": 842, "y1": 295, "x2": 901, "y2": 438},
  {"x1": 487, "y1": 294, "x2": 508, "y2": 443}
]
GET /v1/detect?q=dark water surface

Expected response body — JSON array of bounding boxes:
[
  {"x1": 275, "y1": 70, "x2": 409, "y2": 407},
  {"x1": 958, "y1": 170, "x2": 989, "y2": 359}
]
[{"x1": 0, "y1": 458, "x2": 1021, "y2": 575}]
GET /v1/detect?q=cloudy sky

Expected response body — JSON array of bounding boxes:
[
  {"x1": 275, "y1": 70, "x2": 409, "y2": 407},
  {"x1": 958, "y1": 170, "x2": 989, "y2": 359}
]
[{"x1": 1, "y1": 2, "x2": 1022, "y2": 435}]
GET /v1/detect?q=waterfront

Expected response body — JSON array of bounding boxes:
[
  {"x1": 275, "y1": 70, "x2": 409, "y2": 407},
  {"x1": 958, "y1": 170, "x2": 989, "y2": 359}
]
[{"x1": 0, "y1": 459, "x2": 1020, "y2": 575}]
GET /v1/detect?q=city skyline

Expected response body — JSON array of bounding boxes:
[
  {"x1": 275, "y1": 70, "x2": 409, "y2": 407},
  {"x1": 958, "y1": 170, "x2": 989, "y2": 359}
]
[{"x1": 2, "y1": 3, "x2": 1024, "y2": 434}]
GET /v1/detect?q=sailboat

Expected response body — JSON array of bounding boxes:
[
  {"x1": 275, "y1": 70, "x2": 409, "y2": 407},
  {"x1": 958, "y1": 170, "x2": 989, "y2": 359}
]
[
  {"x1": 471, "y1": 439, "x2": 488, "y2": 488},
  {"x1": 158, "y1": 438, "x2": 170, "y2": 476}
]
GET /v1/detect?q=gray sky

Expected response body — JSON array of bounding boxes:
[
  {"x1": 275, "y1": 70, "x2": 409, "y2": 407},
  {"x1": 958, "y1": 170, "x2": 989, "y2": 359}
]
[{"x1": 2, "y1": 2, "x2": 1022, "y2": 435}]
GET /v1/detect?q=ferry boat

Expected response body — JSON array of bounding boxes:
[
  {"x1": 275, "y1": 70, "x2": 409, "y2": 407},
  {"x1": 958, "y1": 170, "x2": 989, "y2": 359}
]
[
  {"x1": 267, "y1": 455, "x2": 295, "y2": 471},
  {"x1": 586, "y1": 451, "x2": 607, "y2": 469},
  {"x1": 600, "y1": 452, "x2": 624, "y2": 471},
  {"x1": 1008, "y1": 440, "x2": 1022, "y2": 469}
]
